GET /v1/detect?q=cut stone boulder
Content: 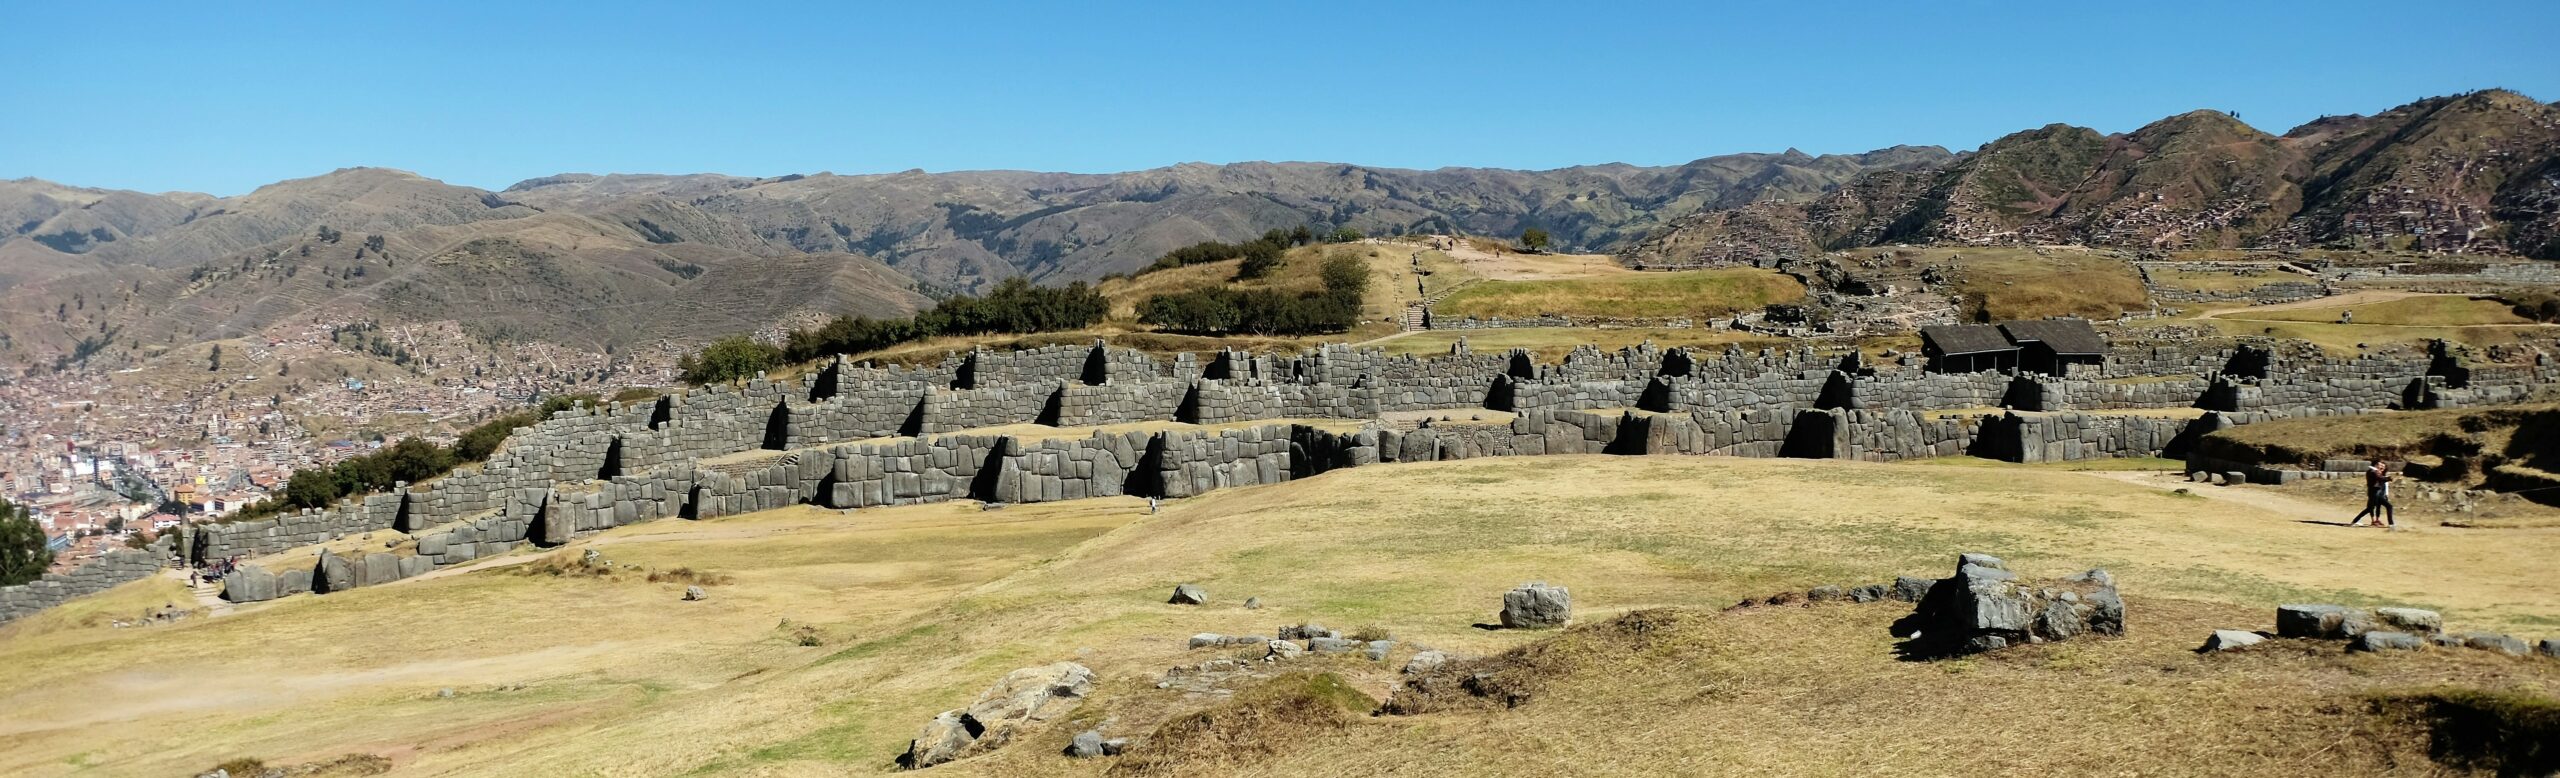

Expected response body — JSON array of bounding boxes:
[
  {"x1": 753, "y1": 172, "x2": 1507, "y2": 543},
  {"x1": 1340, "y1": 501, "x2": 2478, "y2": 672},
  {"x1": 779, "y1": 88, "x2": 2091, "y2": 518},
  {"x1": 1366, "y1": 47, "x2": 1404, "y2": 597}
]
[
  {"x1": 1890, "y1": 553, "x2": 2123, "y2": 657},
  {"x1": 2541, "y1": 639, "x2": 2560, "y2": 659},
  {"x1": 2372, "y1": 607, "x2": 2442, "y2": 635},
  {"x1": 1265, "y1": 640, "x2": 1305, "y2": 661},
  {"x1": 2461, "y1": 633, "x2": 2529, "y2": 657},
  {"x1": 1403, "y1": 650, "x2": 1450, "y2": 675},
  {"x1": 900, "y1": 662, "x2": 1095, "y2": 769},
  {"x1": 2276, "y1": 604, "x2": 2374, "y2": 639},
  {"x1": 683, "y1": 585, "x2": 707, "y2": 601},
  {"x1": 2199, "y1": 630, "x2": 2267, "y2": 652},
  {"x1": 221, "y1": 565, "x2": 277, "y2": 603},
  {"x1": 1500, "y1": 582, "x2": 1571, "y2": 629},
  {"x1": 2350, "y1": 631, "x2": 2425, "y2": 653},
  {"x1": 1168, "y1": 584, "x2": 1208, "y2": 605}
]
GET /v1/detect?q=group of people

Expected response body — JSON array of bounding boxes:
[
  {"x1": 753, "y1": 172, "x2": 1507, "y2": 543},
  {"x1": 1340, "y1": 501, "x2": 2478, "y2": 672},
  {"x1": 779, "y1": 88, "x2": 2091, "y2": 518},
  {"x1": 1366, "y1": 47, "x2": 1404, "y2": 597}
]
[{"x1": 188, "y1": 556, "x2": 246, "y2": 586}]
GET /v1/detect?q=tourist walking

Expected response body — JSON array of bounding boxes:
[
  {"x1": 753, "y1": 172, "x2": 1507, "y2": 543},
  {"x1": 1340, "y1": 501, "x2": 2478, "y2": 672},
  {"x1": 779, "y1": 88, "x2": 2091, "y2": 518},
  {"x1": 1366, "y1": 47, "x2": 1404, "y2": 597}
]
[{"x1": 2349, "y1": 459, "x2": 2396, "y2": 530}]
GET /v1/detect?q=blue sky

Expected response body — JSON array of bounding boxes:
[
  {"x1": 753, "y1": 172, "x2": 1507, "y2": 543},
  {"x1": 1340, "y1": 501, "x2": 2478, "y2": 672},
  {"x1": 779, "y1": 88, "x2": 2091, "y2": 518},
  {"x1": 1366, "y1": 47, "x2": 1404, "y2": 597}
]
[{"x1": 5, "y1": 1, "x2": 2555, "y2": 195}]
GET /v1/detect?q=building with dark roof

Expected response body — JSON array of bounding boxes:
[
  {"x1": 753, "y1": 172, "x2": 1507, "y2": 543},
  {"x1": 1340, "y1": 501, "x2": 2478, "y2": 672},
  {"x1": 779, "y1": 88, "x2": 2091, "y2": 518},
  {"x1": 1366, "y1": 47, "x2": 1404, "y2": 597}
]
[
  {"x1": 1919, "y1": 318, "x2": 2108, "y2": 376},
  {"x1": 1999, "y1": 319, "x2": 2107, "y2": 376},
  {"x1": 1918, "y1": 324, "x2": 2018, "y2": 374}
]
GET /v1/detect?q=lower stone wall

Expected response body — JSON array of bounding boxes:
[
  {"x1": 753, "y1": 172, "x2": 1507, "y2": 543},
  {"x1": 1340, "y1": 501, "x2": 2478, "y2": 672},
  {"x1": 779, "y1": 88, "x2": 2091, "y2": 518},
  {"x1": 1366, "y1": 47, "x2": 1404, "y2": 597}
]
[{"x1": 0, "y1": 541, "x2": 172, "y2": 623}]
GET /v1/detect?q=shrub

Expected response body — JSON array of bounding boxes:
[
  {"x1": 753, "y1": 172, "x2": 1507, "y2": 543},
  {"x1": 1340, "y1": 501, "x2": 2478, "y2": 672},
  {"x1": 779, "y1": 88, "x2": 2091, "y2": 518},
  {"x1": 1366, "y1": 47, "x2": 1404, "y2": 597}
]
[{"x1": 0, "y1": 499, "x2": 51, "y2": 586}]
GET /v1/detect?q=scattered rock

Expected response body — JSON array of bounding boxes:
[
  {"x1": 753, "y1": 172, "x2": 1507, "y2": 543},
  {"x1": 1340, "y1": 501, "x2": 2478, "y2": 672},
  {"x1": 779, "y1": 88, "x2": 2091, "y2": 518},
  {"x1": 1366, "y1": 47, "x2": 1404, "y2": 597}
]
[
  {"x1": 1500, "y1": 582, "x2": 1571, "y2": 629},
  {"x1": 1168, "y1": 584, "x2": 1208, "y2": 605},
  {"x1": 2373, "y1": 607, "x2": 2442, "y2": 635},
  {"x1": 1806, "y1": 585, "x2": 1846, "y2": 602},
  {"x1": 1243, "y1": 596, "x2": 1262, "y2": 610},
  {"x1": 683, "y1": 585, "x2": 707, "y2": 601},
  {"x1": 2462, "y1": 633, "x2": 2529, "y2": 657},
  {"x1": 1847, "y1": 584, "x2": 1887, "y2": 603},
  {"x1": 2198, "y1": 630, "x2": 2266, "y2": 652},
  {"x1": 2541, "y1": 638, "x2": 2560, "y2": 659},
  {"x1": 1066, "y1": 730, "x2": 1107, "y2": 758},
  {"x1": 1265, "y1": 640, "x2": 1305, "y2": 661},
  {"x1": 1277, "y1": 623, "x2": 1338, "y2": 640},
  {"x1": 2351, "y1": 631, "x2": 2425, "y2": 653},
  {"x1": 1364, "y1": 640, "x2": 1396, "y2": 661},
  {"x1": 2276, "y1": 604, "x2": 2372, "y2": 639},
  {"x1": 900, "y1": 662, "x2": 1095, "y2": 769},
  {"x1": 1889, "y1": 576, "x2": 1933, "y2": 602},
  {"x1": 1188, "y1": 633, "x2": 1224, "y2": 649},
  {"x1": 1102, "y1": 738, "x2": 1129, "y2": 756},
  {"x1": 437, "y1": 688, "x2": 454, "y2": 699},
  {"x1": 1308, "y1": 636, "x2": 1359, "y2": 654},
  {"x1": 1403, "y1": 650, "x2": 1450, "y2": 675}
]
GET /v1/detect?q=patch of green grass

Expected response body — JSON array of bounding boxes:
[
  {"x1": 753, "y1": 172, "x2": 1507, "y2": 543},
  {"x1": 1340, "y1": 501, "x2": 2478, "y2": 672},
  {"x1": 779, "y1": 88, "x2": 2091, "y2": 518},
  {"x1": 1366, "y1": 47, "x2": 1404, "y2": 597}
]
[{"x1": 2230, "y1": 295, "x2": 2533, "y2": 327}]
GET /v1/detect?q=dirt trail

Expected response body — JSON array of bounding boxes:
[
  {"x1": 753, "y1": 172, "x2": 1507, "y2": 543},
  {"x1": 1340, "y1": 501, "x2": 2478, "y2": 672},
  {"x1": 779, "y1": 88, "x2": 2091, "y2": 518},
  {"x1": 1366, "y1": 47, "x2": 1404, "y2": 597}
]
[{"x1": 2079, "y1": 470, "x2": 2376, "y2": 528}]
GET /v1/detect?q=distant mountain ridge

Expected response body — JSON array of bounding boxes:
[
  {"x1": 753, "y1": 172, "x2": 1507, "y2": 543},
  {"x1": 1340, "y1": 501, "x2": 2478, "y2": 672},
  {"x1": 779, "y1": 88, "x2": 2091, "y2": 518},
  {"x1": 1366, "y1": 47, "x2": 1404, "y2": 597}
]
[
  {"x1": 3, "y1": 89, "x2": 2552, "y2": 370},
  {"x1": 1625, "y1": 89, "x2": 2560, "y2": 266},
  {"x1": 0, "y1": 149, "x2": 1948, "y2": 367}
]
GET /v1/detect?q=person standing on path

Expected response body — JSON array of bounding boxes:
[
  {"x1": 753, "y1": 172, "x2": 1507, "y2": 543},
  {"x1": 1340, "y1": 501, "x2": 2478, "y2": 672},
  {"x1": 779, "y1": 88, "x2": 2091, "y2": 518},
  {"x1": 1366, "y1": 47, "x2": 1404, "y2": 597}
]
[{"x1": 2349, "y1": 459, "x2": 2396, "y2": 529}]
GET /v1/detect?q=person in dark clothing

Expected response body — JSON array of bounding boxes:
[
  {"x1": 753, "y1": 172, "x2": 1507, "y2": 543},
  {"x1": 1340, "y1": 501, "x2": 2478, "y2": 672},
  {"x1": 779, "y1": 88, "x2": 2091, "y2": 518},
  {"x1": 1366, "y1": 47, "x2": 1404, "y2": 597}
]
[{"x1": 2349, "y1": 460, "x2": 2396, "y2": 530}]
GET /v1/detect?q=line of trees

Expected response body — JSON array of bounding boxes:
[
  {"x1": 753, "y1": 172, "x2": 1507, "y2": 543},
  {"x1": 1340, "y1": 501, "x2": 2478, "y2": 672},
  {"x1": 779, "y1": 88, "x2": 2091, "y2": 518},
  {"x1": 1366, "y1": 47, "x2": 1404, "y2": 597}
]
[
  {"x1": 0, "y1": 498, "x2": 50, "y2": 586},
  {"x1": 681, "y1": 277, "x2": 1112, "y2": 384},
  {"x1": 1145, "y1": 225, "x2": 1365, "y2": 279},
  {"x1": 1138, "y1": 254, "x2": 1371, "y2": 335},
  {"x1": 226, "y1": 394, "x2": 599, "y2": 522}
]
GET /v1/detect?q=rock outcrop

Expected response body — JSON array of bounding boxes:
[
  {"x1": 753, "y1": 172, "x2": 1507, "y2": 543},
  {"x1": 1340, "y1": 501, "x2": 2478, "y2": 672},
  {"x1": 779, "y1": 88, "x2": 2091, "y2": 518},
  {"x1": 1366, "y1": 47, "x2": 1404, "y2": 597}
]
[
  {"x1": 899, "y1": 662, "x2": 1095, "y2": 769},
  {"x1": 1890, "y1": 553, "x2": 2123, "y2": 656}
]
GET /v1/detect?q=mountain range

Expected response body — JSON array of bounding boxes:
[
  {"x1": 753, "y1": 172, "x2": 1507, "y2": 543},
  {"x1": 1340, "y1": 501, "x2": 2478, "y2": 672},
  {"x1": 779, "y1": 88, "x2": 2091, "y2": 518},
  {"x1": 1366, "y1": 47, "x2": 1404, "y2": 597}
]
[
  {"x1": 3, "y1": 89, "x2": 2554, "y2": 370},
  {"x1": 1624, "y1": 89, "x2": 2560, "y2": 266}
]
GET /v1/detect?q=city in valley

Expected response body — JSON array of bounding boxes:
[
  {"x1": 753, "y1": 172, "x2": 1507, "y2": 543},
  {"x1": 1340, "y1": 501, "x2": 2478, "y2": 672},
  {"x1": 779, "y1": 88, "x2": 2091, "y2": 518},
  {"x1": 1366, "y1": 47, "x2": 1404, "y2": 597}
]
[{"x1": 2, "y1": 3, "x2": 2556, "y2": 777}]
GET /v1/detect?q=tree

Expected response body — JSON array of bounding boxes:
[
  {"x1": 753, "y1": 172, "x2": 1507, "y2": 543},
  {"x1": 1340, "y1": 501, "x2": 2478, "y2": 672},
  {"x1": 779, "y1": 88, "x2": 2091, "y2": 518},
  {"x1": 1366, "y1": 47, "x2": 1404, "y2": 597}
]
[
  {"x1": 1520, "y1": 227, "x2": 1551, "y2": 252},
  {"x1": 106, "y1": 516, "x2": 125, "y2": 534},
  {"x1": 208, "y1": 344, "x2": 223, "y2": 372},
  {"x1": 679, "y1": 336, "x2": 784, "y2": 384},
  {"x1": 156, "y1": 498, "x2": 190, "y2": 516},
  {"x1": 0, "y1": 499, "x2": 52, "y2": 586},
  {"x1": 1329, "y1": 227, "x2": 1364, "y2": 243}
]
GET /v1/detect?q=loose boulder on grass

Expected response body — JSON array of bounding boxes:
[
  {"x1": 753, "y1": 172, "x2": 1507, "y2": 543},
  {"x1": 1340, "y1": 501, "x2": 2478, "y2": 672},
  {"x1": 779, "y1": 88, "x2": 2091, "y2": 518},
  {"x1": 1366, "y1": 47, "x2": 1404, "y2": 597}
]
[
  {"x1": 1168, "y1": 584, "x2": 1208, "y2": 605},
  {"x1": 2200, "y1": 630, "x2": 2267, "y2": 652},
  {"x1": 1501, "y1": 582, "x2": 1571, "y2": 629}
]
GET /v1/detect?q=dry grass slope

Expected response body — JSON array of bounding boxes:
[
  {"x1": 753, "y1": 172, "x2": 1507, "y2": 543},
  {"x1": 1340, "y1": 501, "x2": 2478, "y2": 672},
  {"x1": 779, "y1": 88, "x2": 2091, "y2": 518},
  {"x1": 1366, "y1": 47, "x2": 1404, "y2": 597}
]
[{"x1": 2, "y1": 456, "x2": 2554, "y2": 776}]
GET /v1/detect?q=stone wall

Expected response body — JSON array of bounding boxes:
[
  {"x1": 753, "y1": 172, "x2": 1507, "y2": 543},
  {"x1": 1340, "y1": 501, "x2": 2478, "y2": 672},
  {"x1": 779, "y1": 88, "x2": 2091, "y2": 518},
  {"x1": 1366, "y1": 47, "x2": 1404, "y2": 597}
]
[
  {"x1": 58, "y1": 333, "x2": 2527, "y2": 615},
  {"x1": 0, "y1": 540, "x2": 172, "y2": 623}
]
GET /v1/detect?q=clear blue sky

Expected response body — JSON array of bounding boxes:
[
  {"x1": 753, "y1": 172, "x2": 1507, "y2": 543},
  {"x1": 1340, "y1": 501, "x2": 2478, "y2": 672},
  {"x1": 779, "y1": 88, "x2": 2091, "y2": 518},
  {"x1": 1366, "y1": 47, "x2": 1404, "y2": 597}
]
[{"x1": 5, "y1": 1, "x2": 2555, "y2": 196}]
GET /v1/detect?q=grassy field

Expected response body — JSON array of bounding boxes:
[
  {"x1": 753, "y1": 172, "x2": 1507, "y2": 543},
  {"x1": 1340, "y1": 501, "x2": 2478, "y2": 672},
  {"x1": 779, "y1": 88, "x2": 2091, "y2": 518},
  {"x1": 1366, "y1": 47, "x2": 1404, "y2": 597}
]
[
  {"x1": 1939, "y1": 248, "x2": 2151, "y2": 320},
  {"x1": 4, "y1": 456, "x2": 2556, "y2": 775},
  {"x1": 1370, "y1": 327, "x2": 1790, "y2": 361},
  {"x1": 2221, "y1": 295, "x2": 2536, "y2": 327},
  {"x1": 1431, "y1": 268, "x2": 1804, "y2": 321},
  {"x1": 2147, "y1": 267, "x2": 2305, "y2": 293}
]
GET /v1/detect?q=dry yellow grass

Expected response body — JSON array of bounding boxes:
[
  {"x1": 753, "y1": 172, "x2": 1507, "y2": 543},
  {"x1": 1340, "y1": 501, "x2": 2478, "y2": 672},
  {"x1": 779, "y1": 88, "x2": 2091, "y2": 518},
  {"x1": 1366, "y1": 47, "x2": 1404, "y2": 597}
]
[
  {"x1": 2223, "y1": 294, "x2": 2537, "y2": 327},
  {"x1": 1369, "y1": 327, "x2": 1788, "y2": 361},
  {"x1": 4, "y1": 456, "x2": 2555, "y2": 776},
  {"x1": 1433, "y1": 268, "x2": 1805, "y2": 321}
]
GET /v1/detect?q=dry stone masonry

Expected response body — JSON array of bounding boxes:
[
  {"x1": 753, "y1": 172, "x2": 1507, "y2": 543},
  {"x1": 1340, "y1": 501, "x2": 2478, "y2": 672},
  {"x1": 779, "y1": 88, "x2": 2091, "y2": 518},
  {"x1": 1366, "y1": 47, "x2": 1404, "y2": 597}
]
[{"x1": 6, "y1": 331, "x2": 2545, "y2": 622}]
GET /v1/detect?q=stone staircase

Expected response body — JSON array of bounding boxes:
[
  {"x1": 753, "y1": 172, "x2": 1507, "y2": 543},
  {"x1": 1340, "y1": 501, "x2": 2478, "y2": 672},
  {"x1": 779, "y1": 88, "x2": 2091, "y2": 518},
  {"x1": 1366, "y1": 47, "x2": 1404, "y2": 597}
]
[{"x1": 1404, "y1": 278, "x2": 1483, "y2": 331}]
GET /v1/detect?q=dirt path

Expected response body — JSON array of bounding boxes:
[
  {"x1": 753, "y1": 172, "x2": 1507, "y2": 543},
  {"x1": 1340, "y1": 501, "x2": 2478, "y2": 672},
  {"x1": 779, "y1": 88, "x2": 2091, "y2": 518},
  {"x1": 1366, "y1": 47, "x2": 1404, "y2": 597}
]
[
  {"x1": 2077, "y1": 470, "x2": 2378, "y2": 528},
  {"x1": 163, "y1": 568, "x2": 233, "y2": 618}
]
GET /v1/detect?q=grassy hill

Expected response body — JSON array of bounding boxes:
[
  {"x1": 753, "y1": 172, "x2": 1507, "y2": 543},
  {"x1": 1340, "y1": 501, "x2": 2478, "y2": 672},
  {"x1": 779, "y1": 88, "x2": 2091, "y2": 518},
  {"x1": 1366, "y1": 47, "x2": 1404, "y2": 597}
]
[
  {"x1": 1431, "y1": 267, "x2": 1805, "y2": 322},
  {"x1": 4, "y1": 455, "x2": 2554, "y2": 775}
]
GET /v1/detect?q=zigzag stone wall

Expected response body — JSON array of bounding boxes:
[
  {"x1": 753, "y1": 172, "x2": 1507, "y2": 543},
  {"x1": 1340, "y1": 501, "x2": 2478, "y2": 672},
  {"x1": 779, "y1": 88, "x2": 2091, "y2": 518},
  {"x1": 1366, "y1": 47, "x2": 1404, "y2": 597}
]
[{"x1": 7, "y1": 335, "x2": 2540, "y2": 617}]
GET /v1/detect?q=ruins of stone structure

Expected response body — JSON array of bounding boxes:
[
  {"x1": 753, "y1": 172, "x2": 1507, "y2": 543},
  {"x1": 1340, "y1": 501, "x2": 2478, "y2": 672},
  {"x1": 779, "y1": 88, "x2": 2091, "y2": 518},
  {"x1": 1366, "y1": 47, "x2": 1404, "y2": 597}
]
[
  {"x1": 1890, "y1": 553, "x2": 2125, "y2": 656},
  {"x1": 4, "y1": 330, "x2": 2552, "y2": 622}
]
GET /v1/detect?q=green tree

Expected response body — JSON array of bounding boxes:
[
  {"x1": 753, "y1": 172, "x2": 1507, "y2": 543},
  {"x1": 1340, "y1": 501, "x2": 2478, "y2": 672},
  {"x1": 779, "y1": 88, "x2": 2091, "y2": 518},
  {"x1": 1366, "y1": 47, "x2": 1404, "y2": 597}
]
[
  {"x1": 0, "y1": 499, "x2": 54, "y2": 586},
  {"x1": 1329, "y1": 227, "x2": 1364, "y2": 243},
  {"x1": 1520, "y1": 227, "x2": 1551, "y2": 252},
  {"x1": 679, "y1": 336, "x2": 784, "y2": 384},
  {"x1": 208, "y1": 344, "x2": 223, "y2": 372}
]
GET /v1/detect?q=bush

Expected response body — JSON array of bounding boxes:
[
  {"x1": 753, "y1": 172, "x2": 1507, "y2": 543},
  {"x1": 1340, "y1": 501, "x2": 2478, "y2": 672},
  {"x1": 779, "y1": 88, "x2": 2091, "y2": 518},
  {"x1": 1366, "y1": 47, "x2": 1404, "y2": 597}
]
[{"x1": 2504, "y1": 290, "x2": 2560, "y2": 323}]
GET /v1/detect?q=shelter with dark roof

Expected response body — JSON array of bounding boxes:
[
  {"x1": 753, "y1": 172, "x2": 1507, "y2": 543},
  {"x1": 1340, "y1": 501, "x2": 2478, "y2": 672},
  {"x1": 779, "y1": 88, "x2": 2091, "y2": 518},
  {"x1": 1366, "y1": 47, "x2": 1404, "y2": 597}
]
[
  {"x1": 1919, "y1": 324, "x2": 2018, "y2": 374},
  {"x1": 1999, "y1": 319, "x2": 2107, "y2": 376}
]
